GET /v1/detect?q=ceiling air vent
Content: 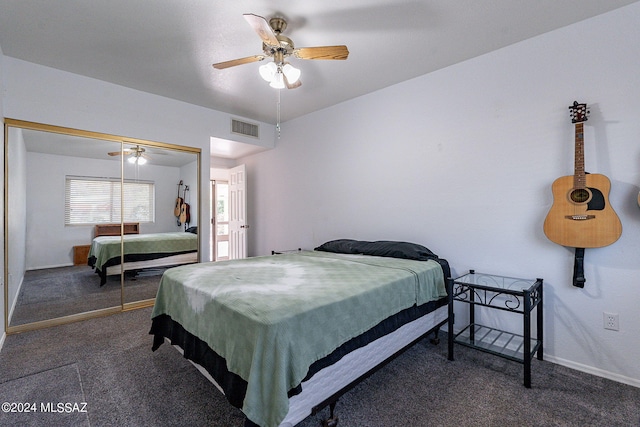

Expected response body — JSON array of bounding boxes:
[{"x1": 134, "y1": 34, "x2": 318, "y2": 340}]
[{"x1": 231, "y1": 119, "x2": 259, "y2": 138}]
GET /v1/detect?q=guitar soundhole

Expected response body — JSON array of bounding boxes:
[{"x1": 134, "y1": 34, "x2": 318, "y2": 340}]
[{"x1": 570, "y1": 188, "x2": 591, "y2": 203}]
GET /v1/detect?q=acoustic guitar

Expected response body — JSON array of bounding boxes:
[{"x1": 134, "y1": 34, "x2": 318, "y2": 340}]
[
  {"x1": 543, "y1": 101, "x2": 622, "y2": 248},
  {"x1": 179, "y1": 185, "x2": 190, "y2": 226},
  {"x1": 174, "y1": 180, "x2": 183, "y2": 218}
]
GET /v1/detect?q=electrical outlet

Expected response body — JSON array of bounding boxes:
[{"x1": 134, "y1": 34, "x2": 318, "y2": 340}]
[{"x1": 603, "y1": 312, "x2": 619, "y2": 331}]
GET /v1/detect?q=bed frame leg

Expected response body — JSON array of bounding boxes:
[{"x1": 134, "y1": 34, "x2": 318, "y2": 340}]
[
  {"x1": 321, "y1": 401, "x2": 339, "y2": 427},
  {"x1": 429, "y1": 327, "x2": 441, "y2": 345}
]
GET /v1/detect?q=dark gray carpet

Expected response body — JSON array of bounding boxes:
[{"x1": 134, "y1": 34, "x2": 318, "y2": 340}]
[
  {"x1": 1, "y1": 308, "x2": 638, "y2": 427},
  {"x1": 10, "y1": 266, "x2": 162, "y2": 325},
  {"x1": 0, "y1": 364, "x2": 89, "y2": 426}
]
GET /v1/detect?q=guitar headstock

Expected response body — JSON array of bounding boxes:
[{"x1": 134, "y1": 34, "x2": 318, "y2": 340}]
[{"x1": 569, "y1": 101, "x2": 589, "y2": 123}]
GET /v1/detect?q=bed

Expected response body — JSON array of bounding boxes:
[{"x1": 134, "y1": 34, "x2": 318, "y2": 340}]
[
  {"x1": 88, "y1": 231, "x2": 198, "y2": 285},
  {"x1": 150, "y1": 240, "x2": 451, "y2": 427}
]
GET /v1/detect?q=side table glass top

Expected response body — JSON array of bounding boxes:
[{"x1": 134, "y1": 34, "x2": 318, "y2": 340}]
[{"x1": 454, "y1": 270, "x2": 540, "y2": 292}]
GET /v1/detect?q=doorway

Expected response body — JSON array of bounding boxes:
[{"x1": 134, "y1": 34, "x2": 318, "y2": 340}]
[
  {"x1": 210, "y1": 164, "x2": 247, "y2": 261},
  {"x1": 212, "y1": 180, "x2": 229, "y2": 261}
]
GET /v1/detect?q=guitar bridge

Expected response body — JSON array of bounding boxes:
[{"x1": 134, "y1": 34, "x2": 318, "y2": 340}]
[{"x1": 565, "y1": 215, "x2": 596, "y2": 220}]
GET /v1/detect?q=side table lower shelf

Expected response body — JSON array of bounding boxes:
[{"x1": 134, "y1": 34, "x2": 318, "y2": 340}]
[{"x1": 453, "y1": 323, "x2": 542, "y2": 363}]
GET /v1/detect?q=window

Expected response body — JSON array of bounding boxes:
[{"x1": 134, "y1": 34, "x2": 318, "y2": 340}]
[{"x1": 65, "y1": 176, "x2": 155, "y2": 225}]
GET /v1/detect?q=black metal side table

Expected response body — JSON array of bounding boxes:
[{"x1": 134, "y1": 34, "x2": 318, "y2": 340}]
[{"x1": 447, "y1": 270, "x2": 543, "y2": 388}]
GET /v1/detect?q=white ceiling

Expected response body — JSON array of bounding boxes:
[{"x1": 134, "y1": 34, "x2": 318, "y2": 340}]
[
  {"x1": 1, "y1": 1, "x2": 637, "y2": 127},
  {"x1": 18, "y1": 128, "x2": 197, "y2": 168}
]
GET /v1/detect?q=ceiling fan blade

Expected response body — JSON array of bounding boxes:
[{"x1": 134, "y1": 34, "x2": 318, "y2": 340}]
[
  {"x1": 108, "y1": 149, "x2": 135, "y2": 156},
  {"x1": 243, "y1": 14, "x2": 280, "y2": 47},
  {"x1": 213, "y1": 55, "x2": 265, "y2": 70},
  {"x1": 294, "y1": 45, "x2": 349, "y2": 60},
  {"x1": 284, "y1": 75, "x2": 302, "y2": 90}
]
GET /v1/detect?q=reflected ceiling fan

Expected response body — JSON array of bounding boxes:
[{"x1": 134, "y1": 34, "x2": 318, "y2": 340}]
[
  {"x1": 213, "y1": 13, "x2": 349, "y2": 89},
  {"x1": 108, "y1": 145, "x2": 149, "y2": 164}
]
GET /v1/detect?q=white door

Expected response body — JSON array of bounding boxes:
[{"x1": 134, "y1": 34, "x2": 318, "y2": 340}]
[{"x1": 229, "y1": 164, "x2": 248, "y2": 259}]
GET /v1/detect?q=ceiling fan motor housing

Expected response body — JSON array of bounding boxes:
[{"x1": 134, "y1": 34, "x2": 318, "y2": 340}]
[
  {"x1": 269, "y1": 17, "x2": 287, "y2": 34},
  {"x1": 259, "y1": 17, "x2": 294, "y2": 63},
  {"x1": 263, "y1": 36, "x2": 294, "y2": 62}
]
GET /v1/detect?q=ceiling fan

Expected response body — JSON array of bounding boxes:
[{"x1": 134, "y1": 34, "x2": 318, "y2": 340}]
[
  {"x1": 108, "y1": 145, "x2": 149, "y2": 164},
  {"x1": 212, "y1": 13, "x2": 349, "y2": 89}
]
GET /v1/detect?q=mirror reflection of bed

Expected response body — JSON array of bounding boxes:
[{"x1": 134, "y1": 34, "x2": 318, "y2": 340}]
[
  {"x1": 4, "y1": 120, "x2": 200, "y2": 330},
  {"x1": 89, "y1": 222, "x2": 199, "y2": 298}
]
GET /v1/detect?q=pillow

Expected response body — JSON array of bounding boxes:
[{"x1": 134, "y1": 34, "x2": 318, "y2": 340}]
[
  {"x1": 314, "y1": 239, "x2": 359, "y2": 254},
  {"x1": 357, "y1": 240, "x2": 436, "y2": 261},
  {"x1": 315, "y1": 239, "x2": 437, "y2": 261}
]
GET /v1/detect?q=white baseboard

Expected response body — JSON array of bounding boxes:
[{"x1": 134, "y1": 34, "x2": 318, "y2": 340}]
[
  {"x1": 0, "y1": 331, "x2": 6, "y2": 353},
  {"x1": 544, "y1": 354, "x2": 640, "y2": 389},
  {"x1": 8, "y1": 274, "x2": 25, "y2": 323}
]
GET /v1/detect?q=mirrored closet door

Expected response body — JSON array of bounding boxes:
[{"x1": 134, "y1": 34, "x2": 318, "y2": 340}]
[
  {"x1": 120, "y1": 141, "x2": 200, "y2": 308},
  {"x1": 3, "y1": 120, "x2": 200, "y2": 333}
]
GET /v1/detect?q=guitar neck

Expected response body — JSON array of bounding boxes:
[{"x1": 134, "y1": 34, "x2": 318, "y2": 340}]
[{"x1": 574, "y1": 122, "x2": 586, "y2": 189}]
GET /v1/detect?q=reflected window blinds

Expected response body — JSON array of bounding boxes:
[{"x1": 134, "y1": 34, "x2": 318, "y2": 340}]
[{"x1": 65, "y1": 176, "x2": 155, "y2": 225}]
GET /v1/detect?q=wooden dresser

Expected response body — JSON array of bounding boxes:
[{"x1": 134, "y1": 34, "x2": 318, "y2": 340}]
[{"x1": 73, "y1": 245, "x2": 92, "y2": 265}]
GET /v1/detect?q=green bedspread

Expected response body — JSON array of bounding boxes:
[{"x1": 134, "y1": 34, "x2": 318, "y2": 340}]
[
  {"x1": 89, "y1": 232, "x2": 197, "y2": 270},
  {"x1": 151, "y1": 250, "x2": 447, "y2": 427}
]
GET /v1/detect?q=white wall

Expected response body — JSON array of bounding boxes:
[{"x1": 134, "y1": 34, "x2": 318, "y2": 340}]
[
  {"x1": 2, "y1": 56, "x2": 276, "y2": 263},
  {"x1": 242, "y1": 4, "x2": 640, "y2": 386}
]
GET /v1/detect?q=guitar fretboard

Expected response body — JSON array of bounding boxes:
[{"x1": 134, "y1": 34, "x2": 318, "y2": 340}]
[{"x1": 574, "y1": 122, "x2": 585, "y2": 189}]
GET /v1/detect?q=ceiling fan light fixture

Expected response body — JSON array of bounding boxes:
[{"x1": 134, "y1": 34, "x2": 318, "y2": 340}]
[
  {"x1": 261, "y1": 62, "x2": 300, "y2": 89},
  {"x1": 259, "y1": 61, "x2": 277, "y2": 82},
  {"x1": 269, "y1": 71, "x2": 285, "y2": 89},
  {"x1": 282, "y1": 63, "x2": 301, "y2": 84},
  {"x1": 127, "y1": 154, "x2": 147, "y2": 165}
]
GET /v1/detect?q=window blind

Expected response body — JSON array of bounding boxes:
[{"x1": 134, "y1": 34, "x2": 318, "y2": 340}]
[{"x1": 65, "y1": 176, "x2": 155, "y2": 225}]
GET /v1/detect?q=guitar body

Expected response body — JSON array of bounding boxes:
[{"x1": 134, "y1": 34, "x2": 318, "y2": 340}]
[
  {"x1": 544, "y1": 173, "x2": 622, "y2": 248},
  {"x1": 182, "y1": 203, "x2": 190, "y2": 224},
  {"x1": 174, "y1": 196, "x2": 183, "y2": 217},
  {"x1": 174, "y1": 180, "x2": 184, "y2": 217},
  {"x1": 178, "y1": 185, "x2": 189, "y2": 225},
  {"x1": 179, "y1": 202, "x2": 188, "y2": 225}
]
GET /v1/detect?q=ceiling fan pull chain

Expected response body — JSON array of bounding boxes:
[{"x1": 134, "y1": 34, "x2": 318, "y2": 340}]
[{"x1": 276, "y1": 89, "x2": 281, "y2": 139}]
